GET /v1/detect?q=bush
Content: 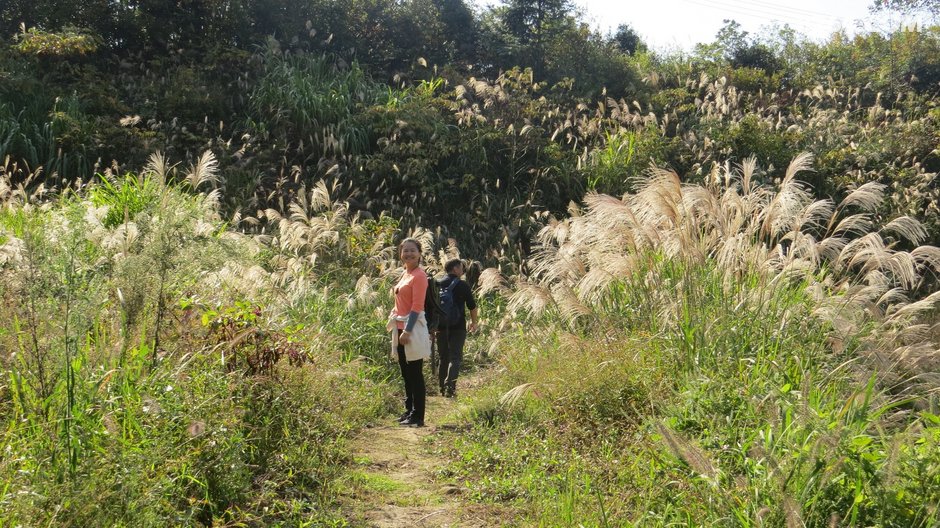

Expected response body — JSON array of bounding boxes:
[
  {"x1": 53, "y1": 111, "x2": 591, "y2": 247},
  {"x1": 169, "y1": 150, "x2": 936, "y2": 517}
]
[
  {"x1": 0, "y1": 170, "x2": 396, "y2": 525},
  {"x1": 446, "y1": 155, "x2": 940, "y2": 525}
]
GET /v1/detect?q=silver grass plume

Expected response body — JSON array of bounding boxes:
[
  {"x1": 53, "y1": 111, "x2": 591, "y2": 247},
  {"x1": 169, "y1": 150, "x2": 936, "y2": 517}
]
[
  {"x1": 499, "y1": 152, "x2": 940, "y2": 390},
  {"x1": 185, "y1": 150, "x2": 220, "y2": 190},
  {"x1": 145, "y1": 151, "x2": 178, "y2": 185}
]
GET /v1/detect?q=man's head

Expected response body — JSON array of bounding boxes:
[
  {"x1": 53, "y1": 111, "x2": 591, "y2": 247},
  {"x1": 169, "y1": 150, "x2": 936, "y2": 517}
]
[{"x1": 444, "y1": 258, "x2": 464, "y2": 276}]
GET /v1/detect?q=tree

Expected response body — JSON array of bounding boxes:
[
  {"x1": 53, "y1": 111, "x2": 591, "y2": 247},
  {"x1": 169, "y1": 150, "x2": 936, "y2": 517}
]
[
  {"x1": 731, "y1": 42, "x2": 781, "y2": 73},
  {"x1": 500, "y1": 0, "x2": 574, "y2": 77},
  {"x1": 694, "y1": 19, "x2": 749, "y2": 62},
  {"x1": 434, "y1": 0, "x2": 478, "y2": 65},
  {"x1": 476, "y1": 2, "x2": 641, "y2": 96},
  {"x1": 871, "y1": 0, "x2": 940, "y2": 15},
  {"x1": 612, "y1": 23, "x2": 645, "y2": 55}
]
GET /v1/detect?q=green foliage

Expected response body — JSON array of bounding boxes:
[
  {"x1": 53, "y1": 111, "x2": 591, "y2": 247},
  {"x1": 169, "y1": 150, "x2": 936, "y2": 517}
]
[
  {"x1": 872, "y1": 0, "x2": 940, "y2": 15},
  {"x1": 447, "y1": 154, "x2": 940, "y2": 524},
  {"x1": 612, "y1": 24, "x2": 645, "y2": 55},
  {"x1": 247, "y1": 45, "x2": 384, "y2": 160},
  {"x1": 13, "y1": 26, "x2": 100, "y2": 56},
  {"x1": 478, "y1": 2, "x2": 641, "y2": 97},
  {"x1": 0, "y1": 98, "x2": 95, "y2": 181},
  {"x1": 4, "y1": 7, "x2": 940, "y2": 522},
  {"x1": 201, "y1": 301, "x2": 309, "y2": 375},
  {"x1": 716, "y1": 113, "x2": 800, "y2": 173},
  {"x1": 804, "y1": 28, "x2": 940, "y2": 96},
  {"x1": 87, "y1": 172, "x2": 162, "y2": 227},
  {"x1": 6, "y1": 0, "x2": 939, "y2": 260},
  {"x1": 0, "y1": 172, "x2": 396, "y2": 525},
  {"x1": 586, "y1": 128, "x2": 672, "y2": 194},
  {"x1": 451, "y1": 257, "x2": 940, "y2": 526}
]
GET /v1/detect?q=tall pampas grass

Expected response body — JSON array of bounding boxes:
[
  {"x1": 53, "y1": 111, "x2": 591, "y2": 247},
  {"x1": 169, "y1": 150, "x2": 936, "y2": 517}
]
[
  {"x1": 252, "y1": 179, "x2": 398, "y2": 308},
  {"x1": 185, "y1": 151, "x2": 220, "y2": 190},
  {"x1": 496, "y1": 154, "x2": 940, "y2": 391}
]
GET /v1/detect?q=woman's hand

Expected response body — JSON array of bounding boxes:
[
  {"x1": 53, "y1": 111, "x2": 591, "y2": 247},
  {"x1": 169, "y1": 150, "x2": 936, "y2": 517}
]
[{"x1": 399, "y1": 330, "x2": 412, "y2": 345}]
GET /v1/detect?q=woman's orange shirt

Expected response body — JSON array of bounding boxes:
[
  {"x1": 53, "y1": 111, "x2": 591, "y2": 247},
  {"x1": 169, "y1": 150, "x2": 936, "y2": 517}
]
[{"x1": 393, "y1": 267, "x2": 428, "y2": 329}]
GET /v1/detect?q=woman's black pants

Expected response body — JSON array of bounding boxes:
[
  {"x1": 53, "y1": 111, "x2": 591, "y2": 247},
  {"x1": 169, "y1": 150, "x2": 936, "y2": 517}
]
[{"x1": 397, "y1": 332, "x2": 425, "y2": 422}]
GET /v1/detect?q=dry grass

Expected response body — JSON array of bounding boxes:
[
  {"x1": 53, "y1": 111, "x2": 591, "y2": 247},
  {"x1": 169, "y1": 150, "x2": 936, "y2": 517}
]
[
  {"x1": 489, "y1": 154, "x2": 940, "y2": 390},
  {"x1": 229, "y1": 180, "x2": 397, "y2": 307}
]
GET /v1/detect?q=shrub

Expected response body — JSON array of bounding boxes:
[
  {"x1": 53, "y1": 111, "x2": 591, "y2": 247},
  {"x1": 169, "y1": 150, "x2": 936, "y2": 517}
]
[
  {"x1": 0, "y1": 168, "x2": 396, "y2": 525},
  {"x1": 452, "y1": 154, "x2": 940, "y2": 525}
]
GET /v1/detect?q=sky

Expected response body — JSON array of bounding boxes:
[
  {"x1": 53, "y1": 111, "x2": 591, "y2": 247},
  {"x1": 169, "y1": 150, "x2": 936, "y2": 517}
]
[{"x1": 474, "y1": 0, "x2": 922, "y2": 51}]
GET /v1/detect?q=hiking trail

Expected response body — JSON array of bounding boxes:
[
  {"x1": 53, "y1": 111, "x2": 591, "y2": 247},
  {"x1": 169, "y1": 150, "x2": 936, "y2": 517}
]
[{"x1": 342, "y1": 375, "x2": 513, "y2": 527}]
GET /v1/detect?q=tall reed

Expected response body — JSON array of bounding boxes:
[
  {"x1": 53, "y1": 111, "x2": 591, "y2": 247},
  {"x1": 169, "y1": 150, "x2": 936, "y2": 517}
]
[{"x1": 461, "y1": 154, "x2": 940, "y2": 526}]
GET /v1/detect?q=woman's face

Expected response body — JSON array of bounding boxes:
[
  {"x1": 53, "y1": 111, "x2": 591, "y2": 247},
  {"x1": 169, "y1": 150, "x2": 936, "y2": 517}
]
[{"x1": 399, "y1": 241, "x2": 421, "y2": 267}]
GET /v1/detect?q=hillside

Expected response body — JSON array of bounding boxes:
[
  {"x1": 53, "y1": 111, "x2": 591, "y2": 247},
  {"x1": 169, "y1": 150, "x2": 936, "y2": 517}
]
[{"x1": 1, "y1": 1, "x2": 939, "y2": 525}]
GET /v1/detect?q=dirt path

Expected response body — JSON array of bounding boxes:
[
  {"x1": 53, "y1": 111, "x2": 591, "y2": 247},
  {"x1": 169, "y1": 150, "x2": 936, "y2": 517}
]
[{"x1": 342, "y1": 387, "x2": 511, "y2": 527}]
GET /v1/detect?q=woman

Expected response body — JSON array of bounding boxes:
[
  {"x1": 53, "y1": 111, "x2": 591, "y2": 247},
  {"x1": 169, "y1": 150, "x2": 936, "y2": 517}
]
[{"x1": 387, "y1": 237, "x2": 431, "y2": 427}]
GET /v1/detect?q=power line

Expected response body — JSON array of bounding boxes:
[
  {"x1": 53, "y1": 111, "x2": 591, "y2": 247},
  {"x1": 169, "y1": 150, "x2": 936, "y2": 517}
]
[
  {"x1": 676, "y1": 0, "x2": 840, "y2": 31},
  {"x1": 724, "y1": 0, "x2": 844, "y2": 20},
  {"x1": 686, "y1": 0, "x2": 839, "y2": 27},
  {"x1": 678, "y1": 0, "x2": 837, "y2": 26}
]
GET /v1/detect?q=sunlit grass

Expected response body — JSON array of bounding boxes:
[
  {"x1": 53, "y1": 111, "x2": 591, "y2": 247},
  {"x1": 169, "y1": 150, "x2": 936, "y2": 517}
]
[{"x1": 446, "y1": 155, "x2": 940, "y2": 526}]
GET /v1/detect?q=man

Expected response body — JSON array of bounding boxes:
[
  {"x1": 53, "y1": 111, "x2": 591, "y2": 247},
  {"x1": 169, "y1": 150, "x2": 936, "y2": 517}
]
[{"x1": 437, "y1": 258, "x2": 479, "y2": 398}]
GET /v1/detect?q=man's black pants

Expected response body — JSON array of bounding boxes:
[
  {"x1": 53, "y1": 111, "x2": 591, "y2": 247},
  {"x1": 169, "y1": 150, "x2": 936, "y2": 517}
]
[{"x1": 437, "y1": 325, "x2": 466, "y2": 395}]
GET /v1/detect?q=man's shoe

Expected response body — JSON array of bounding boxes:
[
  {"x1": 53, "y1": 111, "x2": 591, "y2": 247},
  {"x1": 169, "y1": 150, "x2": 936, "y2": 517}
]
[
  {"x1": 398, "y1": 411, "x2": 412, "y2": 423},
  {"x1": 401, "y1": 417, "x2": 425, "y2": 427}
]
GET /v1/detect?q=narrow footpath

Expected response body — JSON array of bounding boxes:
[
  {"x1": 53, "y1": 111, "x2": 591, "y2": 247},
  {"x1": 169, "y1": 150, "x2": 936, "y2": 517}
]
[{"x1": 342, "y1": 381, "x2": 514, "y2": 527}]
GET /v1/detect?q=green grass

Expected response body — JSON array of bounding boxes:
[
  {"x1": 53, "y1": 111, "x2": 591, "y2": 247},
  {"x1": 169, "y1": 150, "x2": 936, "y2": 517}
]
[
  {"x1": 441, "y1": 153, "x2": 940, "y2": 524},
  {"x1": 3, "y1": 152, "x2": 938, "y2": 526},
  {"x1": 347, "y1": 470, "x2": 409, "y2": 495},
  {"x1": 443, "y1": 258, "x2": 940, "y2": 527},
  {"x1": 87, "y1": 172, "x2": 164, "y2": 227},
  {"x1": 0, "y1": 172, "x2": 398, "y2": 526},
  {"x1": 247, "y1": 48, "x2": 386, "y2": 159}
]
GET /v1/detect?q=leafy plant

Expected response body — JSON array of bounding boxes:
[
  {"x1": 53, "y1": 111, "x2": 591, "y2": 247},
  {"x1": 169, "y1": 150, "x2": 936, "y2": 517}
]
[
  {"x1": 13, "y1": 25, "x2": 100, "y2": 57},
  {"x1": 451, "y1": 154, "x2": 940, "y2": 525}
]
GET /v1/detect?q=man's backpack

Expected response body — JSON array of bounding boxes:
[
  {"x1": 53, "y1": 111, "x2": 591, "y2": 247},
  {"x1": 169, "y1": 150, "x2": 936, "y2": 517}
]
[
  {"x1": 439, "y1": 278, "x2": 462, "y2": 327},
  {"x1": 424, "y1": 275, "x2": 446, "y2": 331}
]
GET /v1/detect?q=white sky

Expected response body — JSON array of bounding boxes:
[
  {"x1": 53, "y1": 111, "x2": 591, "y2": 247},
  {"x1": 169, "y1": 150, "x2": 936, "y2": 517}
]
[{"x1": 474, "y1": 0, "x2": 924, "y2": 51}]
